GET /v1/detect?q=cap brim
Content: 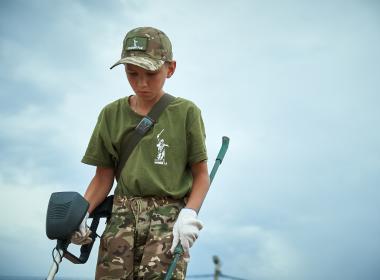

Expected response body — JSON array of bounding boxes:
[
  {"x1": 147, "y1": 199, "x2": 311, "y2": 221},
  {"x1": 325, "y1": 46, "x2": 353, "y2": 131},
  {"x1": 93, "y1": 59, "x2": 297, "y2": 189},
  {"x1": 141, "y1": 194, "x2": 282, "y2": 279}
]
[{"x1": 110, "y1": 56, "x2": 165, "y2": 71}]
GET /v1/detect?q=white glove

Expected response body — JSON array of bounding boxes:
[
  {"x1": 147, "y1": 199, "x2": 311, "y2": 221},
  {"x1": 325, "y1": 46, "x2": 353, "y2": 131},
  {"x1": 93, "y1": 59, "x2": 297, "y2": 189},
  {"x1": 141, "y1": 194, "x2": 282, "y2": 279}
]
[
  {"x1": 170, "y1": 208, "x2": 203, "y2": 262},
  {"x1": 70, "y1": 212, "x2": 92, "y2": 245}
]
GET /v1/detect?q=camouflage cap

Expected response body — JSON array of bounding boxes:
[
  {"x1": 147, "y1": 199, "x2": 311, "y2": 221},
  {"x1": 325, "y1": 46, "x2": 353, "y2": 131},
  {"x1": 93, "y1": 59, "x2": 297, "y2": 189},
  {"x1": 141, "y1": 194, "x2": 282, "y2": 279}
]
[{"x1": 110, "y1": 27, "x2": 173, "y2": 71}]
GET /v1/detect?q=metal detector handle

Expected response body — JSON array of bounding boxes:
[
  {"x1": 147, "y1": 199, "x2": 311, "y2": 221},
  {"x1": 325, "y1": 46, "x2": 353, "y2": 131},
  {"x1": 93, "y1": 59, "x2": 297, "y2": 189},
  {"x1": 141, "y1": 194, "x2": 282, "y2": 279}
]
[
  {"x1": 72, "y1": 195, "x2": 114, "y2": 263},
  {"x1": 64, "y1": 195, "x2": 114, "y2": 264},
  {"x1": 63, "y1": 217, "x2": 100, "y2": 264},
  {"x1": 89, "y1": 195, "x2": 114, "y2": 219},
  {"x1": 164, "y1": 136, "x2": 230, "y2": 280}
]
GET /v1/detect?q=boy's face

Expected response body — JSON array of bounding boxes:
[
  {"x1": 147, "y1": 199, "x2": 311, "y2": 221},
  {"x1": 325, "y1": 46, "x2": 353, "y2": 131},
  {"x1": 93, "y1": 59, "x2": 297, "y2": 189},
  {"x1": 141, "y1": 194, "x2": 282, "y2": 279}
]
[{"x1": 124, "y1": 61, "x2": 176, "y2": 101}]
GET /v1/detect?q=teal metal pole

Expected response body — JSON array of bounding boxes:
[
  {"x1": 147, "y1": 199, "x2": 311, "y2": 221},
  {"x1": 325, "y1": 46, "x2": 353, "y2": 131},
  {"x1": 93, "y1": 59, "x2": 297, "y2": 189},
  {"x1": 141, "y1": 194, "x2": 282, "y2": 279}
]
[
  {"x1": 210, "y1": 136, "x2": 230, "y2": 184},
  {"x1": 164, "y1": 136, "x2": 230, "y2": 280}
]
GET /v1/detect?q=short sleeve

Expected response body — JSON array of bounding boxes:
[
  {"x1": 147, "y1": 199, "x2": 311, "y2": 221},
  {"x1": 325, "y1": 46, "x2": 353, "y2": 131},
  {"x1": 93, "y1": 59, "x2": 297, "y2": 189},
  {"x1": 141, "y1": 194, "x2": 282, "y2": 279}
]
[
  {"x1": 81, "y1": 108, "x2": 117, "y2": 168},
  {"x1": 187, "y1": 107, "x2": 208, "y2": 165}
]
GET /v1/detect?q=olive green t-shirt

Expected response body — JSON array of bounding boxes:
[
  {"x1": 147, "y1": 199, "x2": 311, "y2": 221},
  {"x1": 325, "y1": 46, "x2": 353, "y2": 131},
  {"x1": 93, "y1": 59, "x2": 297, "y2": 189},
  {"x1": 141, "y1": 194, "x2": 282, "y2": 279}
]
[{"x1": 81, "y1": 95, "x2": 207, "y2": 198}]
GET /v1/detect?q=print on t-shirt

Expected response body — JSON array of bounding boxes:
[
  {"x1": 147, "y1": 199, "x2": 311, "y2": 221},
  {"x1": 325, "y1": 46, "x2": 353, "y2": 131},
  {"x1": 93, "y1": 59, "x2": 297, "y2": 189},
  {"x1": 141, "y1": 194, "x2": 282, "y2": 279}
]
[{"x1": 154, "y1": 129, "x2": 169, "y2": 165}]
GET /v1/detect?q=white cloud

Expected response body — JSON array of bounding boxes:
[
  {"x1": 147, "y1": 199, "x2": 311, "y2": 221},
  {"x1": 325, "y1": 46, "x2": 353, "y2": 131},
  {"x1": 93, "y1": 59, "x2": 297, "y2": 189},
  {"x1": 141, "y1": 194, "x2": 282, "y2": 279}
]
[
  {"x1": 0, "y1": 180, "x2": 55, "y2": 238},
  {"x1": 189, "y1": 223, "x2": 300, "y2": 279}
]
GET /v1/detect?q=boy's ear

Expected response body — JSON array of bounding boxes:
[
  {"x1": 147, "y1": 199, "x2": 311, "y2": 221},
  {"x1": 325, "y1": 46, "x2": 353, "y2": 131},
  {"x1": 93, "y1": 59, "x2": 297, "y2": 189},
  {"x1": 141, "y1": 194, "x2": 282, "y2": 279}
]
[{"x1": 166, "y1": 61, "x2": 176, "y2": 78}]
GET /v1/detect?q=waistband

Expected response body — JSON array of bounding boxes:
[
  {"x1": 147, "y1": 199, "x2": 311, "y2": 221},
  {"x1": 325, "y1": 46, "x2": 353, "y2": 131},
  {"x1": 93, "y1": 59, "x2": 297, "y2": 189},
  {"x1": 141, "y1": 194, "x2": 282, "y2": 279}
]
[{"x1": 113, "y1": 195, "x2": 185, "y2": 209}]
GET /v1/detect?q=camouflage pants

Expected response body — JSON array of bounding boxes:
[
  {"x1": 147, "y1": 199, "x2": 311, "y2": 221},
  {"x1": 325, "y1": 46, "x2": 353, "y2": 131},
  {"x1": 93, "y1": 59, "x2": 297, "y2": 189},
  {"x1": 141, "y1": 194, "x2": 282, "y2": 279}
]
[{"x1": 95, "y1": 195, "x2": 187, "y2": 280}]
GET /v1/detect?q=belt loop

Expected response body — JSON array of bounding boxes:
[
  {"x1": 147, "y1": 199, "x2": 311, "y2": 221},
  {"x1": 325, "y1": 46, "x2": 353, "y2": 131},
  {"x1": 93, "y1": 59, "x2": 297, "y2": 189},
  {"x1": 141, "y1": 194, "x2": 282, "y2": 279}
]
[
  {"x1": 138, "y1": 199, "x2": 142, "y2": 213},
  {"x1": 152, "y1": 197, "x2": 159, "y2": 209},
  {"x1": 121, "y1": 196, "x2": 128, "y2": 208}
]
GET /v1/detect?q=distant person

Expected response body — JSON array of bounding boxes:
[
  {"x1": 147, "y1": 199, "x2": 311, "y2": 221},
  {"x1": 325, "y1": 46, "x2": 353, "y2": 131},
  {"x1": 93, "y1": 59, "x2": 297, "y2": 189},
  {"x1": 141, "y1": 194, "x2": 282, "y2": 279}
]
[{"x1": 71, "y1": 27, "x2": 209, "y2": 280}]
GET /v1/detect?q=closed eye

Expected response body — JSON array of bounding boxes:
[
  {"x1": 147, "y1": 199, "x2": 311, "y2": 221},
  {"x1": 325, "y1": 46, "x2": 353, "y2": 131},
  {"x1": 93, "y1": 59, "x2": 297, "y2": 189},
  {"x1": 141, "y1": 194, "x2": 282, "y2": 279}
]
[{"x1": 147, "y1": 71, "x2": 158, "y2": 76}]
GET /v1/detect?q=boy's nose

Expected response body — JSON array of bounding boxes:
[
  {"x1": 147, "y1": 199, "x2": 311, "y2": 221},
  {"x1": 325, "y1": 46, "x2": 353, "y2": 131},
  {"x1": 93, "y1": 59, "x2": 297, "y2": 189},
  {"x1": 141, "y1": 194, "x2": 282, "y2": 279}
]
[{"x1": 137, "y1": 76, "x2": 148, "y2": 87}]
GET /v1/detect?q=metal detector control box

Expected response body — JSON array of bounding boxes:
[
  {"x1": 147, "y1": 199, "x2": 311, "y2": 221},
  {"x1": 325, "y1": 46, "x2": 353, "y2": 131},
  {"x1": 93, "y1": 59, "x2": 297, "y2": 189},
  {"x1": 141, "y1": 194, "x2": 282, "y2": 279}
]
[{"x1": 46, "y1": 192, "x2": 89, "y2": 241}]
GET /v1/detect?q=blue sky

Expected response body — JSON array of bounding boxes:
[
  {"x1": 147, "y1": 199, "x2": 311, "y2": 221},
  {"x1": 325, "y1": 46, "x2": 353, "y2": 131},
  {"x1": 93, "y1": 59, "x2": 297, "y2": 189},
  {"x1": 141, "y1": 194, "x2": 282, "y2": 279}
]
[{"x1": 1, "y1": 0, "x2": 379, "y2": 279}]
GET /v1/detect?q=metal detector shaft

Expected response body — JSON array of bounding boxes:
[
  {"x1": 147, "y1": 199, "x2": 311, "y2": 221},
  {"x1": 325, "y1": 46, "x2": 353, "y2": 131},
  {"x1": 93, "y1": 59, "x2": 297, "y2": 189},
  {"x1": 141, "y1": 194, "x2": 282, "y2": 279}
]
[
  {"x1": 210, "y1": 136, "x2": 230, "y2": 184},
  {"x1": 164, "y1": 136, "x2": 230, "y2": 280},
  {"x1": 46, "y1": 248, "x2": 64, "y2": 280}
]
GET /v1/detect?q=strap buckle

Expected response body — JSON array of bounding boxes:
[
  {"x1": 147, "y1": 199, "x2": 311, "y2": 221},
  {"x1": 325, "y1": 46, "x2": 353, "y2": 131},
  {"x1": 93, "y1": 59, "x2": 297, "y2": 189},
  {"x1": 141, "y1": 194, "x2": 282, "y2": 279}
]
[{"x1": 135, "y1": 116, "x2": 155, "y2": 135}]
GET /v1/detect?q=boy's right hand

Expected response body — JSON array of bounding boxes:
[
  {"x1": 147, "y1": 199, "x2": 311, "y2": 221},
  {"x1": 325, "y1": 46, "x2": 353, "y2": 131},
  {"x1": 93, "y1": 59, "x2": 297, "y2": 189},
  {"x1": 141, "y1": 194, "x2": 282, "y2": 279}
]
[{"x1": 70, "y1": 212, "x2": 92, "y2": 245}]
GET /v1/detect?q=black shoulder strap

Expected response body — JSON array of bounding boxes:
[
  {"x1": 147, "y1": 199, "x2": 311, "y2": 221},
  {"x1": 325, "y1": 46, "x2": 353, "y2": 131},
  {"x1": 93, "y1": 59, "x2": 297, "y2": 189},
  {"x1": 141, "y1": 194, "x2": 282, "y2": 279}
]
[{"x1": 115, "y1": 93, "x2": 175, "y2": 181}]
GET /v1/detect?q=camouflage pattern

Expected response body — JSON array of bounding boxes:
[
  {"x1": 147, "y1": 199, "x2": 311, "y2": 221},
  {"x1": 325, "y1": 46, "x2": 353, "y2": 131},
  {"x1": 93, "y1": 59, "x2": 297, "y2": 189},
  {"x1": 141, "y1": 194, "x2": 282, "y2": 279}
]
[
  {"x1": 95, "y1": 195, "x2": 187, "y2": 280},
  {"x1": 110, "y1": 27, "x2": 173, "y2": 71},
  {"x1": 113, "y1": 56, "x2": 165, "y2": 72}
]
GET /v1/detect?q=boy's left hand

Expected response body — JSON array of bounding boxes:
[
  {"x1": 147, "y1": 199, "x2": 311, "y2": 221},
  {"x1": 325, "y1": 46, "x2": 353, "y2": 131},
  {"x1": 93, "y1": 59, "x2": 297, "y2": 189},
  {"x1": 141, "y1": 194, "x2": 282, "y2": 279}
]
[
  {"x1": 170, "y1": 208, "x2": 203, "y2": 262},
  {"x1": 70, "y1": 212, "x2": 92, "y2": 245}
]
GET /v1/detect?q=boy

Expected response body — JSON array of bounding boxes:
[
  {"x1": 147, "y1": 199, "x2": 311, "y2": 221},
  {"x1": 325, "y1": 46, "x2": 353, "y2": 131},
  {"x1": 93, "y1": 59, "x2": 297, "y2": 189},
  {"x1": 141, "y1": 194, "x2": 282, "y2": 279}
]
[{"x1": 73, "y1": 27, "x2": 210, "y2": 279}]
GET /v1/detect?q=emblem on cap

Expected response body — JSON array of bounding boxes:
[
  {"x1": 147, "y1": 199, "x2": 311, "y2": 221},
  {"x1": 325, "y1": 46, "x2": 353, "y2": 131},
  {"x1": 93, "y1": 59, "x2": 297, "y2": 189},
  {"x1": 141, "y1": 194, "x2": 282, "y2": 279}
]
[{"x1": 127, "y1": 37, "x2": 147, "y2": 51}]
